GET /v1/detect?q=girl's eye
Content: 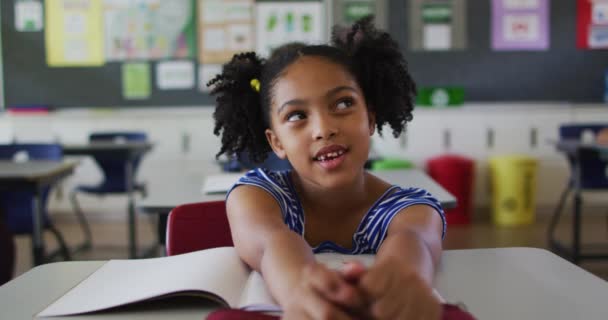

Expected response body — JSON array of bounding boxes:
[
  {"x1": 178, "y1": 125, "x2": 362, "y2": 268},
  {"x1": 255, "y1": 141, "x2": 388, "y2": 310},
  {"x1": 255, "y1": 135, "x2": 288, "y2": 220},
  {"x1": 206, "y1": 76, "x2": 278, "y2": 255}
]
[
  {"x1": 286, "y1": 112, "x2": 305, "y2": 122},
  {"x1": 336, "y1": 98, "x2": 354, "y2": 110}
]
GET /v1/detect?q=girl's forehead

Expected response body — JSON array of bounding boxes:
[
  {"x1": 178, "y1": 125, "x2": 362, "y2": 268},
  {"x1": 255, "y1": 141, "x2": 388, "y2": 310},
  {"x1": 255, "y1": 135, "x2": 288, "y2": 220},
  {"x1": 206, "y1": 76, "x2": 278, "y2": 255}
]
[
  {"x1": 283, "y1": 56, "x2": 351, "y2": 78},
  {"x1": 273, "y1": 56, "x2": 358, "y2": 94}
]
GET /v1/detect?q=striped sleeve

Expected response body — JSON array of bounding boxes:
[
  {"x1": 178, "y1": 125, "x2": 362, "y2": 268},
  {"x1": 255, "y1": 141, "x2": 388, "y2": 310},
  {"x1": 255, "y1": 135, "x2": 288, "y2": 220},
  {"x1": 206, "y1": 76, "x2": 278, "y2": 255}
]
[
  {"x1": 371, "y1": 188, "x2": 447, "y2": 249},
  {"x1": 225, "y1": 169, "x2": 293, "y2": 223}
]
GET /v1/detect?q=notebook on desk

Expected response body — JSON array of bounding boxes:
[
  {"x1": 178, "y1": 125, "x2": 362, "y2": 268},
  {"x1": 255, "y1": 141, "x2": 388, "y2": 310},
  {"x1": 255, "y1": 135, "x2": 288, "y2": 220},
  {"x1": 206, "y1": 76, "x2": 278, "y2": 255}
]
[{"x1": 201, "y1": 173, "x2": 243, "y2": 194}]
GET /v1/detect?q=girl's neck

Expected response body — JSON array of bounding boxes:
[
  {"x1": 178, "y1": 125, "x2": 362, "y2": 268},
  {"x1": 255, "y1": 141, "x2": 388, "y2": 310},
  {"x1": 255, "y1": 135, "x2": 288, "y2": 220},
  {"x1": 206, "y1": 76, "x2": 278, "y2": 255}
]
[{"x1": 291, "y1": 169, "x2": 372, "y2": 216}]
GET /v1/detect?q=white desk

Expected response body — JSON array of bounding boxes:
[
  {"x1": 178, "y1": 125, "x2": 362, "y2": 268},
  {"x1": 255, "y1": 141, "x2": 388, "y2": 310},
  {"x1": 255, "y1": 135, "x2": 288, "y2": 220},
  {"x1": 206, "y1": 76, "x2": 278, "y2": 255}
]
[{"x1": 1, "y1": 248, "x2": 607, "y2": 320}]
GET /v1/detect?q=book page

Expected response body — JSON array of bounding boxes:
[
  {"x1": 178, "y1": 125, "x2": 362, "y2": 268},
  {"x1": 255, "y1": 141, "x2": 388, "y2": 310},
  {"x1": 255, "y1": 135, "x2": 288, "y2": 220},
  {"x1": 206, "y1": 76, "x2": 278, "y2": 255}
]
[
  {"x1": 38, "y1": 247, "x2": 249, "y2": 317},
  {"x1": 238, "y1": 271, "x2": 280, "y2": 312}
]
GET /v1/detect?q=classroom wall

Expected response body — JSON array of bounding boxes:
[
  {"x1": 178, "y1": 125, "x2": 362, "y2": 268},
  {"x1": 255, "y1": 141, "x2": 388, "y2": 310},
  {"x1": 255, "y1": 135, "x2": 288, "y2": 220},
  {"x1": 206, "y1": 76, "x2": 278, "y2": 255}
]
[{"x1": 1, "y1": 103, "x2": 607, "y2": 221}]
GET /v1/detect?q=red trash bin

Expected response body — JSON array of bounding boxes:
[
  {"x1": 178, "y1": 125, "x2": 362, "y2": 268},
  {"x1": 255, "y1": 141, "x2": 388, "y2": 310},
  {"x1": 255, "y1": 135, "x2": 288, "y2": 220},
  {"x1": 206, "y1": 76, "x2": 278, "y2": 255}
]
[{"x1": 427, "y1": 154, "x2": 475, "y2": 225}]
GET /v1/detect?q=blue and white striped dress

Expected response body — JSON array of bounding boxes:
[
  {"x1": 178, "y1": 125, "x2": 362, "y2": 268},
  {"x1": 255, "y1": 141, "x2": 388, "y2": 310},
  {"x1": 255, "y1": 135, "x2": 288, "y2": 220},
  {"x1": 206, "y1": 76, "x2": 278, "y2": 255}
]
[{"x1": 227, "y1": 168, "x2": 446, "y2": 254}]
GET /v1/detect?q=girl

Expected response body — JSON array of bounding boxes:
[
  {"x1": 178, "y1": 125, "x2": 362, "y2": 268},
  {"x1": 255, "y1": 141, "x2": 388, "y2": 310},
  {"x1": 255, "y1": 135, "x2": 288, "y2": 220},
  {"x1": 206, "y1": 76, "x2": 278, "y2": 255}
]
[{"x1": 210, "y1": 17, "x2": 446, "y2": 319}]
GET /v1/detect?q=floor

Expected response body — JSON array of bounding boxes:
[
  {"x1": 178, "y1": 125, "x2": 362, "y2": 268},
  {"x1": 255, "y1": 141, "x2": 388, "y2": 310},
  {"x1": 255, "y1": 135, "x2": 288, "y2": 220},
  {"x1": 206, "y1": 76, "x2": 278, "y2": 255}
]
[{"x1": 10, "y1": 212, "x2": 608, "y2": 281}]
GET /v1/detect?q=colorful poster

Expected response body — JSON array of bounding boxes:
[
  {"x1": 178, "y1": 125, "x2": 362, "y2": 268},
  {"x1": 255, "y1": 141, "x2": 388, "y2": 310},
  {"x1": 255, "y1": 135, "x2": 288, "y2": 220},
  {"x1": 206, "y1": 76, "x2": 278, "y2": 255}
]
[
  {"x1": 256, "y1": 1, "x2": 325, "y2": 58},
  {"x1": 156, "y1": 60, "x2": 195, "y2": 90},
  {"x1": 491, "y1": 0, "x2": 549, "y2": 51},
  {"x1": 122, "y1": 63, "x2": 151, "y2": 100},
  {"x1": 198, "y1": 0, "x2": 255, "y2": 64},
  {"x1": 45, "y1": 0, "x2": 104, "y2": 67},
  {"x1": 409, "y1": 0, "x2": 467, "y2": 51},
  {"x1": 577, "y1": 0, "x2": 608, "y2": 49},
  {"x1": 15, "y1": 0, "x2": 44, "y2": 32},
  {"x1": 104, "y1": 0, "x2": 196, "y2": 61}
]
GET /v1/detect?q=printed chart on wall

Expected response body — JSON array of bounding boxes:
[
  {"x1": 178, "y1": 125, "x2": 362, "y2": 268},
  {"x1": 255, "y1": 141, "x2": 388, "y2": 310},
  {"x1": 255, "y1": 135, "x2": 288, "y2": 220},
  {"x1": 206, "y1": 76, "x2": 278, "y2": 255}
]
[
  {"x1": 255, "y1": 1, "x2": 325, "y2": 58},
  {"x1": 577, "y1": 0, "x2": 608, "y2": 49},
  {"x1": 491, "y1": 0, "x2": 550, "y2": 51},
  {"x1": 198, "y1": 0, "x2": 254, "y2": 64},
  {"x1": 45, "y1": 0, "x2": 105, "y2": 67},
  {"x1": 104, "y1": 0, "x2": 196, "y2": 61},
  {"x1": 198, "y1": 0, "x2": 255, "y2": 93},
  {"x1": 14, "y1": 0, "x2": 44, "y2": 32},
  {"x1": 409, "y1": 0, "x2": 467, "y2": 51}
]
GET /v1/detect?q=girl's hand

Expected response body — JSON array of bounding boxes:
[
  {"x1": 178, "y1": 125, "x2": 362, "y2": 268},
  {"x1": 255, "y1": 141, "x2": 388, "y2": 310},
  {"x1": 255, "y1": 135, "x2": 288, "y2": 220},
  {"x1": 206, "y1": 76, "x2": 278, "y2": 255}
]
[
  {"x1": 281, "y1": 262, "x2": 367, "y2": 320},
  {"x1": 358, "y1": 257, "x2": 442, "y2": 320}
]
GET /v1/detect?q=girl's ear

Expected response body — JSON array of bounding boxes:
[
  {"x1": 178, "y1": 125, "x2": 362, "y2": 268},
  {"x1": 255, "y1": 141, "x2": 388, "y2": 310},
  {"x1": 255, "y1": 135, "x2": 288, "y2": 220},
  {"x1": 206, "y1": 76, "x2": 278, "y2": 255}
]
[
  {"x1": 265, "y1": 128, "x2": 287, "y2": 159},
  {"x1": 367, "y1": 110, "x2": 376, "y2": 136}
]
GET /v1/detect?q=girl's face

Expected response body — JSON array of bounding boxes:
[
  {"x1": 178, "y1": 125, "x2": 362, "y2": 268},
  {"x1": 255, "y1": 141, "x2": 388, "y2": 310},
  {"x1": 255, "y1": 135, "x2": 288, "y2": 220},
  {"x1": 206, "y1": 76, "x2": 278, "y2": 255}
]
[{"x1": 265, "y1": 56, "x2": 375, "y2": 189}]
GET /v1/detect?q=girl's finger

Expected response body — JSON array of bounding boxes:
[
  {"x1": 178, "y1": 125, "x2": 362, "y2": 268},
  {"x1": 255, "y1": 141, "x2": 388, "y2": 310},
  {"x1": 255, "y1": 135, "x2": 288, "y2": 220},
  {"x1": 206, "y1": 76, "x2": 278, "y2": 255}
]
[
  {"x1": 340, "y1": 260, "x2": 366, "y2": 284},
  {"x1": 299, "y1": 285, "x2": 352, "y2": 320},
  {"x1": 307, "y1": 265, "x2": 367, "y2": 310}
]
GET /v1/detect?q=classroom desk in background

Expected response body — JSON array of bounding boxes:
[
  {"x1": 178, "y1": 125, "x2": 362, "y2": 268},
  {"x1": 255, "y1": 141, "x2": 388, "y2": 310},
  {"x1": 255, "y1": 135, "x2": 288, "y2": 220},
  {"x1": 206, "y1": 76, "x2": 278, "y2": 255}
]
[
  {"x1": 0, "y1": 160, "x2": 77, "y2": 265},
  {"x1": 137, "y1": 167, "x2": 457, "y2": 253},
  {"x1": 1, "y1": 247, "x2": 607, "y2": 320},
  {"x1": 63, "y1": 142, "x2": 154, "y2": 259}
]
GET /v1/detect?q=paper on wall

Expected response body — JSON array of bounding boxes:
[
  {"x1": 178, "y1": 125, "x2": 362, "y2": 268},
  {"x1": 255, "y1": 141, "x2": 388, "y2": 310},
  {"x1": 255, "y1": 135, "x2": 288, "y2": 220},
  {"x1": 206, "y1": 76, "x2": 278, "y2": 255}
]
[
  {"x1": 15, "y1": 0, "x2": 44, "y2": 32},
  {"x1": 156, "y1": 60, "x2": 195, "y2": 90},
  {"x1": 45, "y1": 0, "x2": 104, "y2": 67},
  {"x1": 423, "y1": 24, "x2": 452, "y2": 50},
  {"x1": 122, "y1": 63, "x2": 151, "y2": 100},
  {"x1": 255, "y1": 1, "x2": 325, "y2": 58}
]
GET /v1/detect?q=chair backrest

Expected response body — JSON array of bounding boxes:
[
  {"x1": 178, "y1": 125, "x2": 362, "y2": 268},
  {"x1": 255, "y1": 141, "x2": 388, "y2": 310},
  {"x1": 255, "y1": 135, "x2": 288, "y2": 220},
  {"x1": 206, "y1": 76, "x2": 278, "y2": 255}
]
[
  {"x1": 224, "y1": 152, "x2": 291, "y2": 172},
  {"x1": 166, "y1": 201, "x2": 233, "y2": 256},
  {"x1": 0, "y1": 144, "x2": 62, "y2": 233},
  {"x1": 559, "y1": 123, "x2": 608, "y2": 189},
  {"x1": 89, "y1": 131, "x2": 147, "y2": 191}
]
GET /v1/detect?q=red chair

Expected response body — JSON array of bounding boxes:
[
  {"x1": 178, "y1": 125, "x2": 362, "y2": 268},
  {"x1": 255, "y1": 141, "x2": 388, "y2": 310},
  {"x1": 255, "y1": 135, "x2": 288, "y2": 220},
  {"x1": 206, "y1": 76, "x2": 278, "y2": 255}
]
[{"x1": 165, "y1": 201, "x2": 233, "y2": 256}]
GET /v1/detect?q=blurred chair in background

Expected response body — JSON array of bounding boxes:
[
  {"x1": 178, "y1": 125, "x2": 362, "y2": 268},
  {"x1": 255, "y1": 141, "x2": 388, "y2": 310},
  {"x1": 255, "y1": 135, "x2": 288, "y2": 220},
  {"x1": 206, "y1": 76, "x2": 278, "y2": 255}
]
[
  {"x1": 0, "y1": 143, "x2": 71, "y2": 261},
  {"x1": 549, "y1": 123, "x2": 608, "y2": 263},
  {"x1": 70, "y1": 131, "x2": 149, "y2": 251}
]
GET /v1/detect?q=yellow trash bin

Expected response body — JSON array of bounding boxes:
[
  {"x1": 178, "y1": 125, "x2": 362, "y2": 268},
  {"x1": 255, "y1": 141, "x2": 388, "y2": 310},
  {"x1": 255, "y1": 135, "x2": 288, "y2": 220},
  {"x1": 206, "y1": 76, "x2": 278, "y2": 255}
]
[{"x1": 489, "y1": 155, "x2": 538, "y2": 226}]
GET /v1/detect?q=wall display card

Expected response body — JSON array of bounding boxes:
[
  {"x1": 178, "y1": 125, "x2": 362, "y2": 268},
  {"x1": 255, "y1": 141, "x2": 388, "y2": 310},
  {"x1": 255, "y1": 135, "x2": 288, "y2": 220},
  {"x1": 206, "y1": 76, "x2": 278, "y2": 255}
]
[
  {"x1": 422, "y1": 3, "x2": 452, "y2": 50},
  {"x1": 15, "y1": 0, "x2": 44, "y2": 32},
  {"x1": 122, "y1": 62, "x2": 151, "y2": 100},
  {"x1": 331, "y1": 0, "x2": 388, "y2": 31},
  {"x1": 156, "y1": 60, "x2": 195, "y2": 90},
  {"x1": 492, "y1": 0, "x2": 549, "y2": 50},
  {"x1": 198, "y1": 0, "x2": 255, "y2": 64},
  {"x1": 578, "y1": 0, "x2": 608, "y2": 49},
  {"x1": 104, "y1": 0, "x2": 196, "y2": 61},
  {"x1": 409, "y1": 0, "x2": 467, "y2": 51},
  {"x1": 199, "y1": 64, "x2": 222, "y2": 92},
  {"x1": 45, "y1": 0, "x2": 105, "y2": 67},
  {"x1": 256, "y1": 1, "x2": 325, "y2": 58}
]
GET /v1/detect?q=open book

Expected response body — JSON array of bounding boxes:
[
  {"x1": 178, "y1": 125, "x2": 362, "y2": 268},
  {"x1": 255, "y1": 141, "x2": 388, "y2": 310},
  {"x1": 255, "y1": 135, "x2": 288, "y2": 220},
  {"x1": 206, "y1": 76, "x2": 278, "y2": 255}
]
[{"x1": 38, "y1": 247, "x2": 443, "y2": 317}]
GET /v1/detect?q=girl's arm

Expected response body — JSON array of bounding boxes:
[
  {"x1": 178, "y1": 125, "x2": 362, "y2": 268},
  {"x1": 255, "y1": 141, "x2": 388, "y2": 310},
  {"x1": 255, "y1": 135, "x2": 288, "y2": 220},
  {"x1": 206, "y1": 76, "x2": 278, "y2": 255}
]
[
  {"x1": 376, "y1": 204, "x2": 444, "y2": 283},
  {"x1": 226, "y1": 185, "x2": 365, "y2": 316},
  {"x1": 358, "y1": 204, "x2": 444, "y2": 319}
]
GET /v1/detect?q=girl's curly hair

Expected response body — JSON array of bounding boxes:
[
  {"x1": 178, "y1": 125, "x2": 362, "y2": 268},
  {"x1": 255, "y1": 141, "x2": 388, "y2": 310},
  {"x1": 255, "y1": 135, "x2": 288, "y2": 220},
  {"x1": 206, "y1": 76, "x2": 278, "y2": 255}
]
[{"x1": 209, "y1": 16, "x2": 416, "y2": 163}]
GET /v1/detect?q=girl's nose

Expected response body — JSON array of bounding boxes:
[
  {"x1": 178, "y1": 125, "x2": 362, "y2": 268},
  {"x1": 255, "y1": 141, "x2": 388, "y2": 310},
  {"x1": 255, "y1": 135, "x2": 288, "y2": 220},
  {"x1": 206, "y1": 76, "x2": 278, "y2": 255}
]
[{"x1": 313, "y1": 116, "x2": 338, "y2": 140}]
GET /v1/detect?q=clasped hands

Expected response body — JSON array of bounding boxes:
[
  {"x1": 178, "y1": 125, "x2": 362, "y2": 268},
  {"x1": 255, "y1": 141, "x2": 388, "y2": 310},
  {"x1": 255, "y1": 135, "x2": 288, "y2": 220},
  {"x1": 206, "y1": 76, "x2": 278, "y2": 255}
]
[{"x1": 281, "y1": 258, "x2": 442, "y2": 320}]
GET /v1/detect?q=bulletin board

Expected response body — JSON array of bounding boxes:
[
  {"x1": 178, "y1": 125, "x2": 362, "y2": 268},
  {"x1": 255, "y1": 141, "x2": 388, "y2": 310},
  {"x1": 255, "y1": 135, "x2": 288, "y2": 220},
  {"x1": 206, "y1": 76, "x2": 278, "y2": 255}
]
[{"x1": 1, "y1": 0, "x2": 607, "y2": 109}]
